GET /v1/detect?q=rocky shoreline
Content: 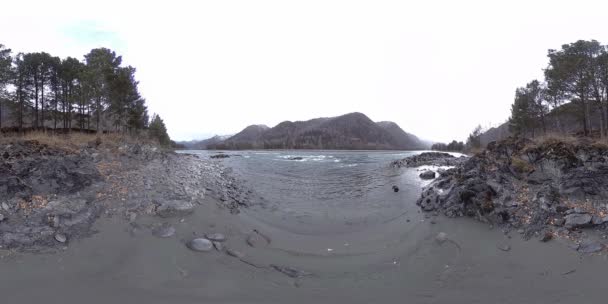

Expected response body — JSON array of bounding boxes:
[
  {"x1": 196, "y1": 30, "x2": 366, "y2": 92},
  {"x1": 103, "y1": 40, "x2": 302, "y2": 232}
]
[
  {"x1": 0, "y1": 139, "x2": 253, "y2": 251},
  {"x1": 401, "y1": 138, "x2": 608, "y2": 253}
]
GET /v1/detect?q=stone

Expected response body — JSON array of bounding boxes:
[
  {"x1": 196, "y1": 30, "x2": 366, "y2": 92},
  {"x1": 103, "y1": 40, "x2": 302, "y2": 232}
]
[
  {"x1": 392, "y1": 185, "x2": 399, "y2": 192},
  {"x1": 1, "y1": 202, "x2": 9, "y2": 211},
  {"x1": 288, "y1": 157, "x2": 303, "y2": 161},
  {"x1": 419, "y1": 170, "x2": 436, "y2": 180},
  {"x1": 156, "y1": 200, "x2": 195, "y2": 218},
  {"x1": 577, "y1": 240, "x2": 603, "y2": 254},
  {"x1": 226, "y1": 248, "x2": 245, "y2": 259},
  {"x1": 0, "y1": 213, "x2": 4, "y2": 222},
  {"x1": 213, "y1": 241, "x2": 223, "y2": 251},
  {"x1": 540, "y1": 231, "x2": 553, "y2": 242},
  {"x1": 564, "y1": 213, "x2": 592, "y2": 229},
  {"x1": 270, "y1": 265, "x2": 312, "y2": 278},
  {"x1": 127, "y1": 212, "x2": 137, "y2": 222},
  {"x1": 186, "y1": 238, "x2": 213, "y2": 252},
  {"x1": 246, "y1": 230, "x2": 270, "y2": 248},
  {"x1": 497, "y1": 244, "x2": 511, "y2": 252},
  {"x1": 210, "y1": 154, "x2": 230, "y2": 159},
  {"x1": 435, "y1": 232, "x2": 448, "y2": 244},
  {"x1": 54, "y1": 233, "x2": 67, "y2": 243},
  {"x1": 592, "y1": 215, "x2": 608, "y2": 225},
  {"x1": 553, "y1": 218, "x2": 565, "y2": 226},
  {"x1": 152, "y1": 223, "x2": 176, "y2": 238},
  {"x1": 206, "y1": 233, "x2": 227, "y2": 242}
]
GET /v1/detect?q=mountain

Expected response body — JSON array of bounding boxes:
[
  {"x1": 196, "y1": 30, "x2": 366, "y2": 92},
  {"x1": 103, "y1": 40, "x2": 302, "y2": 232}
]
[
  {"x1": 209, "y1": 112, "x2": 428, "y2": 150},
  {"x1": 176, "y1": 135, "x2": 232, "y2": 150}
]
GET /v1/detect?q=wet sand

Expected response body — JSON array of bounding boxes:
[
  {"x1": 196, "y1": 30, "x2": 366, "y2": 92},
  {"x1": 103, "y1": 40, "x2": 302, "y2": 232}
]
[{"x1": 1, "y1": 192, "x2": 607, "y2": 304}]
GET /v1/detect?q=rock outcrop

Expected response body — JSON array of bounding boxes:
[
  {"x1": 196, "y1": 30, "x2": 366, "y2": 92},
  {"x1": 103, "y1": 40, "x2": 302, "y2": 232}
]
[{"x1": 414, "y1": 137, "x2": 608, "y2": 239}]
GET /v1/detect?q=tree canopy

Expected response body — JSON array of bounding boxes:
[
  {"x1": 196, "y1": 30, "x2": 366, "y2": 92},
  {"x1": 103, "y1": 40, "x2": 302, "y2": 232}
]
[
  {"x1": 510, "y1": 39, "x2": 608, "y2": 138},
  {"x1": 0, "y1": 43, "x2": 171, "y2": 145}
]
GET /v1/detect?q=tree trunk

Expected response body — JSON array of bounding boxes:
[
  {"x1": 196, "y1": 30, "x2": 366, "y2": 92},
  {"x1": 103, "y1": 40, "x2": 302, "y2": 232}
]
[
  {"x1": 34, "y1": 74, "x2": 39, "y2": 129},
  {"x1": 41, "y1": 78, "x2": 45, "y2": 132},
  {"x1": 96, "y1": 96, "x2": 101, "y2": 133},
  {"x1": 584, "y1": 98, "x2": 592, "y2": 136}
]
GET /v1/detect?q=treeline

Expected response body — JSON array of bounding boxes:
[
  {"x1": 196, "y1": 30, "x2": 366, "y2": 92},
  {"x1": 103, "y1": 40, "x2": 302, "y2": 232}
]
[
  {"x1": 0, "y1": 43, "x2": 171, "y2": 145},
  {"x1": 432, "y1": 125, "x2": 483, "y2": 152},
  {"x1": 509, "y1": 40, "x2": 608, "y2": 138},
  {"x1": 431, "y1": 140, "x2": 465, "y2": 152}
]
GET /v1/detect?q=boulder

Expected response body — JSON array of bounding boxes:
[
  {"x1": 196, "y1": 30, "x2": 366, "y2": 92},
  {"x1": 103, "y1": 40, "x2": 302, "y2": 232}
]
[
  {"x1": 156, "y1": 200, "x2": 195, "y2": 218},
  {"x1": 564, "y1": 213, "x2": 592, "y2": 229},
  {"x1": 577, "y1": 240, "x2": 603, "y2": 253},
  {"x1": 419, "y1": 170, "x2": 436, "y2": 180}
]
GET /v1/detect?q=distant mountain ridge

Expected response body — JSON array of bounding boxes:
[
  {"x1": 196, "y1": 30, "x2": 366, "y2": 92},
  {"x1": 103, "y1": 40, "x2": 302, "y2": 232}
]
[
  {"x1": 200, "y1": 112, "x2": 427, "y2": 150},
  {"x1": 176, "y1": 135, "x2": 232, "y2": 150}
]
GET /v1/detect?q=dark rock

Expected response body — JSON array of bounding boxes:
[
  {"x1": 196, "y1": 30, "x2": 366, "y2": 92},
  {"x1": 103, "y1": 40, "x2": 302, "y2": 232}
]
[
  {"x1": 206, "y1": 233, "x2": 227, "y2": 242},
  {"x1": 270, "y1": 265, "x2": 312, "y2": 278},
  {"x1": 156, "y1": 200, "x2": 195, "y2": 218},
  {"x1": 577, "y1": 240, "x2": 603, "y2": 253},
  {"x1": 186, "y1": 238, "x2": 213, "y2": 252},
  {"x1": 393, "y1": 152, "x2": 465, "y2": 168},
  {"x1": 392, "y1": 185, "x2": 399, "y2": 192},
  {"x1": 210, "y1": 154, "x2": 230, "y2": 159},
  {"x1": 288, "y1": 157, "x2": 303, "y2": 161},
  {"x1": 564, "y1": 213, "x2": 592, "y2": 229},
  {"x1": 592, "y1": 215, "x2": 608, "y2": 225},
  {"x1": 540, "y1": 231, "x2": 553, "y2": 242},
  {"x1": 553, "y1": 218, "x2": 565, "y2": 226},
  {"x1": 419, "y1": 170, "x2": 436, "y2": 180}
]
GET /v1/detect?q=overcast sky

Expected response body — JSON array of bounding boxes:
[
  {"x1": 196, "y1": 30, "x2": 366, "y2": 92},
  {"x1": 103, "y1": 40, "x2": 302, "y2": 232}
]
[{"x1": 3, "y1": 0, "x2": 608, "y2": 142}]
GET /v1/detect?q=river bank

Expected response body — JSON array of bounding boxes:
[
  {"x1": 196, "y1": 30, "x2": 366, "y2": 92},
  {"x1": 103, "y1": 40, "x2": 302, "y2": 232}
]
[{"x1": 2, "y1": 139, "x2": 608, "y2": 303}]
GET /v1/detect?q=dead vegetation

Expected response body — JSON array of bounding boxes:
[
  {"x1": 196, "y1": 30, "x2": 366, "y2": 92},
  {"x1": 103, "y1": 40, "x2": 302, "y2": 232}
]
[{"x1": 0, "y1": 131, "x2": 165, "y2": 153}]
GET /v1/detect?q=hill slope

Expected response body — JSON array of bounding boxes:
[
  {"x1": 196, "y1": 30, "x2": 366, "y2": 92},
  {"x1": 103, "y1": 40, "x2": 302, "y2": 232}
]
[{"x1": 211, "y1": 112, "x2": 427, "y2": 150}]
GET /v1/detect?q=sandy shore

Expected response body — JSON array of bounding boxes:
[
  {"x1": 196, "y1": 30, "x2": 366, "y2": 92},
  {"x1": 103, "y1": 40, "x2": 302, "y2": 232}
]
[{"x1": 2, "y1": 144, "x2": 608, "y2": 303}]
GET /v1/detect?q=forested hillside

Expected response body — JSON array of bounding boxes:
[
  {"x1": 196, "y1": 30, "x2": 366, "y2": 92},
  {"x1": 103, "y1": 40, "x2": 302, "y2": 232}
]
[{"x1": 209, "y1": 112, "x2": 427, "y2": 150}]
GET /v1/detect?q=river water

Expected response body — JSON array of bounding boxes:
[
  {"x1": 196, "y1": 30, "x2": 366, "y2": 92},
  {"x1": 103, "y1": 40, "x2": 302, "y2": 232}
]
[{"x1": 1, "y1": 150, "x2": 608, "y2": 303}]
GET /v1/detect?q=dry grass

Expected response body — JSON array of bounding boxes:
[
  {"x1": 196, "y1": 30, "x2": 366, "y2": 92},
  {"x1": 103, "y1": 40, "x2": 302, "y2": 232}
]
[
  {"x1": 0, "y1": 131, "x2": 158, "y2": 151},
  {"x1": 531, "y1": 133, "x2": 579, "y2": 146}
]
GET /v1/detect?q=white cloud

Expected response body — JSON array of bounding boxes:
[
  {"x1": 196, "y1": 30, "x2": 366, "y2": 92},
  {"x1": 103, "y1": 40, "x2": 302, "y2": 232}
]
[{"x1": 3, "y1": 0, "x2": 608, "y2": 142}]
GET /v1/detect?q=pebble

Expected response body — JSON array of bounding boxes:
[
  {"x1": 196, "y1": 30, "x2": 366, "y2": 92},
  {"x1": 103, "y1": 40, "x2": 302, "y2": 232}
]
[
  {"x1": 0, "y1": 213, "x2": 4, "y2": 222},
  {"x1": 206, "y1": 233, "x2": 227, "y2": 242},
  {"x1": 152, "y1": 223, "x2": 176, "y2": 238},
  {"x1": 54, "y1": 233, "x2": 67, "y2": 243},
  {"x1": 213, "y1": 241, "x2": 224, "y2": 251},
  {"x1": 186, "y1": 238, "x2": 213, "y2": 252},
  {"x1": 435, "y1": 232, "x2": 448, "y2": 244},
  {"x1": 517, "y1": 229, "x2": 525, "y2": 234},
  {"x1": 1, "y1": 202, "x2": 8, "y2": 211},
  {"x1": 246, "y1": 230, "x2": 270, "y2": 248},
  {"x1": 226, "y1": 248, "x2": 245, "y2": 259}
]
